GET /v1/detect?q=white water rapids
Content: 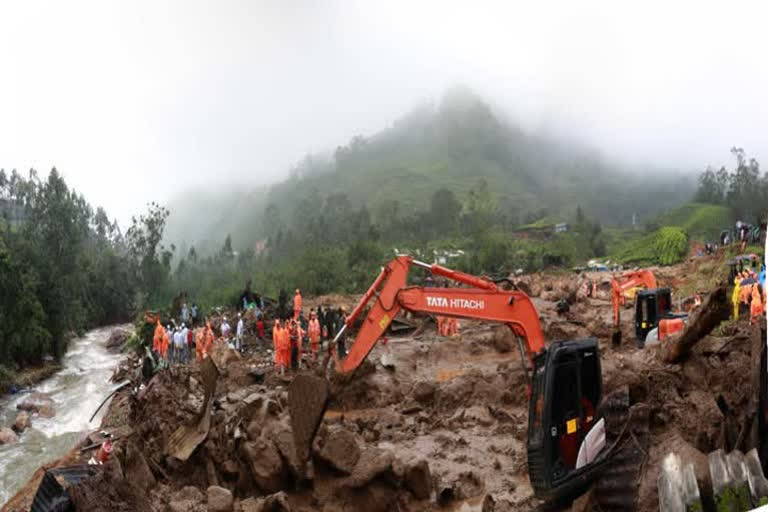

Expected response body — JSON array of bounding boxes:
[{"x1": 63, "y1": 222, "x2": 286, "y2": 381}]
[{"x1": 0, "y1": 326, "x2": 124, "y2": 505}]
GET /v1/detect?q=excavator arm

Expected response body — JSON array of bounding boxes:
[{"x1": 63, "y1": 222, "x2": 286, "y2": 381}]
[
  {"x1": 326, "y1": 255, "x2": 608, "y2": 501},
  {"x1": 332, "y1": 255, "x2": 545, "y2": 374},
  {"x1": 611, "y1": 270, "x2": 657, "y2": 345}
]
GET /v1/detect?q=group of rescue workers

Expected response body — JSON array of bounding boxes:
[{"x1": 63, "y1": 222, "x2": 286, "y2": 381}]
[
  {"x1": 731, "y1": 268, "x2": 766, "y2": 325},
  {"x1": 149, "y1": 289, "x2": 355, "y2": 373}
]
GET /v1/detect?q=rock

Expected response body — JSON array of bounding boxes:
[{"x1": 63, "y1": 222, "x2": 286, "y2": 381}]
[
  {"x1": 343, "y1": 447, "x2": 394, "y2": 488},
  {"x1": 242, "y1": 438, "x2": 285, "y2": 493},
  {"x1": 240, "y1": 492, "x2": 291, "y2": 512},
  {"x1": 16, "y1": 392, "x2": 54, "y2": 413},
  {"x1": 37, "y1": 405, "x2": 56, "y2": 418},
  {"x1": 207, "y1": 485, "x2": 233, "y2": 512},
  {"x1": 411, "y1": 381, "x2": 436, "y2": 405},
  {"x1": 272, "y1": 425, "x2": 309, "y2": 480},
  {"x1": 105, "y1": 328, "x2": 129, "y2": 351},
  {"x1": 317, "y1": 427, "x2": 360, "y2": 474},
  {"x1": 464, "y1": 405, "x2": 494, "y2": 427},
  {"x1": 404, "y1": 459, "x2": 432, "y2": 500},
  {"x1": 0, "y1": 427, "x2": 19, "y2": 444},
  {"x1": 401, "y1": 401, "x2": 423, "y2": 414},
  {"x1": 13, "y1": 411, "x2": 31, "y2": 433},
  {"x1": 169, "y1": 486, "x2": 206, "y2": 512}
]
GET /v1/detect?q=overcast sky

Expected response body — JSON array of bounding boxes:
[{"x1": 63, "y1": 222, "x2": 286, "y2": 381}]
[{"x1": 1, "y1": 1, "x2": 766, "y2": 224}]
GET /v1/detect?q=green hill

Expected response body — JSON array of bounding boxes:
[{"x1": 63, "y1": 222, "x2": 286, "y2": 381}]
[{"x1": 164, "y1": 88, "x2": 695, "y2": 255}]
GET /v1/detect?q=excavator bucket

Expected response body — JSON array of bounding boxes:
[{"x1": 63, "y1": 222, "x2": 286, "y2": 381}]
[
  {"x1": 611, "y1": 329, "x2": 622, "y2": 346},
  {"x1": 288, "y1": 374, "x2": 329, "y2": 465}
]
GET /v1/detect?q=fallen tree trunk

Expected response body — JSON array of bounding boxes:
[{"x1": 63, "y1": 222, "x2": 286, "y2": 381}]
[{"x1": 659, "y1": 285, "x2": 730, "y2": 363}]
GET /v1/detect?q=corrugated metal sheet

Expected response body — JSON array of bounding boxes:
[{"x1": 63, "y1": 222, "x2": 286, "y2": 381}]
[{"x1": 30, "y1": 465, "x2": 99, "y2": 512}]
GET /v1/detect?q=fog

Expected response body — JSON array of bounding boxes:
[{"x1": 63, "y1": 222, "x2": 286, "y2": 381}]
[{"x1": 1, "y1": 0, "x2": 766, "y2": 224}]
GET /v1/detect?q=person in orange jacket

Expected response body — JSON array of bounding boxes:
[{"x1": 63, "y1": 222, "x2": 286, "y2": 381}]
[
  {"x1": 272, "y1": 319, "x2": 282, "y2": 366},
  {"x1": 196, "y1": 321, "x2": 215, "y2": 361},
  {"x1": 278, "y1": 322, "x2": 291, "y2": 375},
  {"x1": 152, "y1": 319, "x2": 166, "y2": 357},
  {"x1": 308, "y1": 311, "x2": 321, "y2": 361},
  {"x1": 448, "y1": 317, "x2": 459, "y2": 336},
  {"x1": 293, "y1": 289, "x2": 302, "y2": 320},
  {"x1": 751, "y1": 285, "x2": 764, "y2": 324}
]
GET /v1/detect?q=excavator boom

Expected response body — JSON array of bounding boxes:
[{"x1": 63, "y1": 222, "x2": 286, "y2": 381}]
[{"x1": 332, "y1": 255, "x2": 545, "y2": 374}]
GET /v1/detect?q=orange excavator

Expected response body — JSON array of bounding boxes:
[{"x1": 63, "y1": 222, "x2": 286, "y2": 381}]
[
  {"x1": 326, "y1": 255, "x2": 610, "y2": 500},
  {"x1": 611, "y1": 270, "x2": 685, "y2": 346}
]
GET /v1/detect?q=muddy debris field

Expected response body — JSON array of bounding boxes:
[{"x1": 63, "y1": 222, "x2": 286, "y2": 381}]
[{"x1": 2, "y1": 255, "x2": 763, "y2": 512}]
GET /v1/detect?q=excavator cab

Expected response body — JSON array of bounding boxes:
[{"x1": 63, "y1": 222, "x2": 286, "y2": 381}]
[
  {"x1": 526, "y1": 338, "x2": 607, "y2": 500},
  {"x1": 635, "y1": 288, "x2": 687, "y2": 343}
]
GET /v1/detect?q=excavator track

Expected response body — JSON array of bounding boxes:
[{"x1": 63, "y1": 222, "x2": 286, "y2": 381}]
[{"x1": 593, "y1": 387, "x2": 651, "y2": 511}]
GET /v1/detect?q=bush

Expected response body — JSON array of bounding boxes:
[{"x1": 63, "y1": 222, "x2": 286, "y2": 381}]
[{"x1": 614, "y1": 226, "x2": 689, "y2": 266}]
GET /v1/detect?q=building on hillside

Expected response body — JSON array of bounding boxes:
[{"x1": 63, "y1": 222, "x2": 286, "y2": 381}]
[{"x1": 512, "y1": 217, "x2": 567, "y2": 240}]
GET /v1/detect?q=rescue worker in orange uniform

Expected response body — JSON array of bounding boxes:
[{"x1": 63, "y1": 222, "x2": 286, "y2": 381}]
[
  {"x1": 448, "y1": 317, "x2": 459, "y2": 336},
  {"x1": 195, "y1": 321, "x2": 215, "y2": 361},
  {"x1": 308, "y1": 311, "x2": 321, "y2": 361},
  {"x1": 278, "y1": 322, "x2": 291, "y2": 375},
  {"x1": 751, "y1": 285, "x2": 764, "y2": 325},
  {"x1": 152, "y1": 319, "x2": 167, "y2": 358},
  {"x1": 293, "y1": 289, "x2": 302, "y2": 320},
  {"x1": 436, "y1": 316, "x2": 445, "y2": 336},
  {"x1": 272, "y1": 319, "x2": 282, "y2": 366}
]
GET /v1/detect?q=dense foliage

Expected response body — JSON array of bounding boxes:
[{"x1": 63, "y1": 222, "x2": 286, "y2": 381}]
[
  {"x1": 0, "y1": 169, "x2": 165, "y2": 371},
  {"x1": 695, "y1": 147, "x2": 766, "y2": 224},
  {"x1": 614, "y1": 226, "x2": 689, "y2": 266}
]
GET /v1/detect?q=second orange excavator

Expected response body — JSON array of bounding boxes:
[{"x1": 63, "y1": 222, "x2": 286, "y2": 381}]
[
  {"x1": 323, "y1": 255, "x2": 612, "y2": 501},
  {"x1": 610, "y1": 270, "x2": 686, "y2": 346}
]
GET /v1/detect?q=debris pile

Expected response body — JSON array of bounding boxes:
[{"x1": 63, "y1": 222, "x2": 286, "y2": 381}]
[{"x1": 3, "y1": 254, "x2": 766, "y2": 512}]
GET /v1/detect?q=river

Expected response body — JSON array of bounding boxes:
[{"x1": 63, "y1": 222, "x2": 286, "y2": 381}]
[{"x1": 0, "y1": 326, "x2": 124, "y2": 505}]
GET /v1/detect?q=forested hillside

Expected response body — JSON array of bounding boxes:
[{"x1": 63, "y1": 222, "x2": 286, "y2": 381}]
[{"x1": 165, "y1": 89, "x2": 694, "y2": 255}]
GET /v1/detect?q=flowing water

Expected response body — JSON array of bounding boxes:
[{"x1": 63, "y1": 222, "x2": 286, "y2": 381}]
[{"x1": 0, "y1": 326, "x2": 124, "y2": 505}]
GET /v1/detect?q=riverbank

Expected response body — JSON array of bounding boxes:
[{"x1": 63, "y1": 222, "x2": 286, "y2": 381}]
[
  {"x1": 0, "y1": 363, "x2": 63, "y2": 397},
  {"x1": 0, "y1": 327, "x2": 126, "y2": 507}
]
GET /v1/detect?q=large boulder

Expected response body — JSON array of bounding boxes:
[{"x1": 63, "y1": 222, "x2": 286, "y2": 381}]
[
  {"x1": 242, "y1": 438, "x2": 286, "y2": 493},
  {"x1": 16, "y1": 392, "x2": 54, "y2": 414},
  {"x1": 105, "y1": 328, "x2": 129, "y2": 352},
  {"x1": 316, "y1": 427, "x2": 360, "y2": 474},
  {"x1": 342, "y1": 447, "x2": 394, "y2": 488},
  {"x1": 0, "y1": 427, "x2": 19, "y2": 445},
  {"x1": 206, "y1": 485, "x2": 234, "y2": 512},
  {"x1": 13, "y1": 411, "x2": 31, "y2": 433}
]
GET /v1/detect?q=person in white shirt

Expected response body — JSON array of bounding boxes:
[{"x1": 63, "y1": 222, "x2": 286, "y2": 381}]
[
  {"x1": 221, "y1": 317, "x2": 231, "y2": 340},
  {"x1": 236, "y1": 314, "x2": 245, "y2": 351},
  {"x1": 180, "y1": 324, "x2": 189, "y2": 362}
]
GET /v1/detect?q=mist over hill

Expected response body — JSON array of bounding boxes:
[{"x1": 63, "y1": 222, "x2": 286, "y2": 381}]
[{"x1": 165, "y1": 88, "x2": 695, "y2": 255}]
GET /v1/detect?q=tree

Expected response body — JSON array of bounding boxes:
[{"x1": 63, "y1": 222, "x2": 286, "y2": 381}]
[
  {"x1": 125, "y1": 202, "x2": 173, "y2": 306},
  {"x1": 429, "y1": 188, "x2": 462, "y2": 233}
]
